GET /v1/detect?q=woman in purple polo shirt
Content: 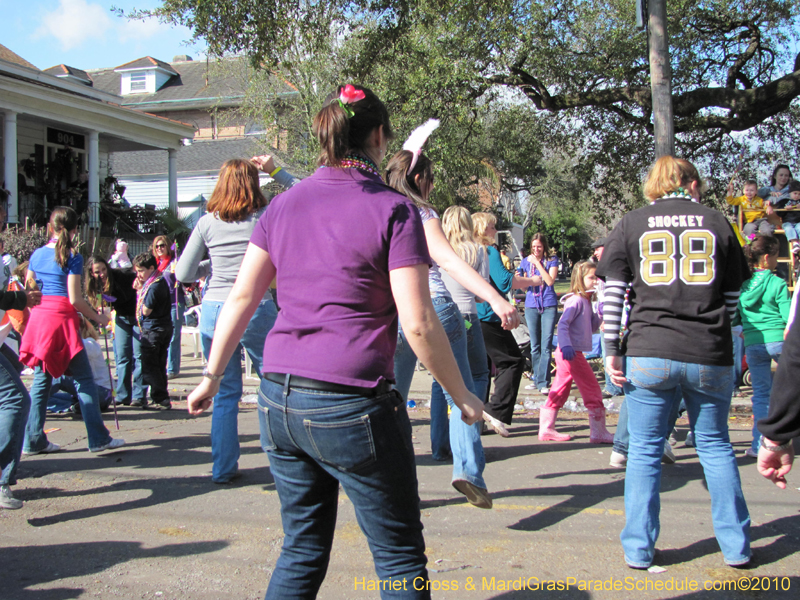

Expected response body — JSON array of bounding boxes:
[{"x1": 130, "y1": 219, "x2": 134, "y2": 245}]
[{"x1": 187, "y1": 85, "x2": 484, "y2": 600}]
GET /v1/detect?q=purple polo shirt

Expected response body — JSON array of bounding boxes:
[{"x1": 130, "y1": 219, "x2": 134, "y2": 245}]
[{"x1": 250, "y1": 167, "x2": 431, "y2": 387}]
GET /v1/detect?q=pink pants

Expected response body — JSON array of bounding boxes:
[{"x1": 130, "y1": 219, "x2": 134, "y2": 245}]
[{"x1": 544, "y1": 348, "x2": 604, "y2": 410}]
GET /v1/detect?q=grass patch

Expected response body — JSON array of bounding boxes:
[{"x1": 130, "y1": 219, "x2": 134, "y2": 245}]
[{"x1": 553, "y1": 280, "x2": 571, "y2": 297}]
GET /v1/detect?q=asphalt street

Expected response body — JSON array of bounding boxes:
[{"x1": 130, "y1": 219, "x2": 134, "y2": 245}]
[{"x1": 2, "y1": 346, "x2": 799, "y2": 600}]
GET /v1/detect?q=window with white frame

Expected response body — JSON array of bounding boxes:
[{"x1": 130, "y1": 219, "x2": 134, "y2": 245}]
[{"x1": 130, "y1": 73, "x2": 147, "y2": 92}]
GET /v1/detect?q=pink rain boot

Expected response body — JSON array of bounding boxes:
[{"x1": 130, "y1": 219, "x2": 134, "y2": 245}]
[
  {"x1": 538, "y1": 407, "x2": 571, "y2": 441},
  {"x1": 588, "y1": 407, "x2": 614, "y2": 444}
]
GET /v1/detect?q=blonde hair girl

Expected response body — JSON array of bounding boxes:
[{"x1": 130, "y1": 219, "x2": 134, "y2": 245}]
[
  {"x1": 469, "y1": 211, "x2": 542, "y2": 425},
  {"x1": 539, "y1": 260, "x2": 614, "y2": 443},
  {"x1": 441, "y1": 206, "x2": 480, "y2": 268}
]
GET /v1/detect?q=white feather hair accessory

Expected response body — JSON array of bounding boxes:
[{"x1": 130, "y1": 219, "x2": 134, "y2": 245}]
[{"x1": 402, "y1": 119, "x2": 440, "y2": 174}]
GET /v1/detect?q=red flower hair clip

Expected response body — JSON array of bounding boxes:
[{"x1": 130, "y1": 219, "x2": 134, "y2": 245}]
[{"x1": 337, "y1": 84, "x2": 365, "y2": 117}]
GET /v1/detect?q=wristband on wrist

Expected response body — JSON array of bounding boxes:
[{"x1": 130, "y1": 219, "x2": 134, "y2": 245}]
[
  {"x1": 202, "y1": 367, "x2": 223, "y2": 382},
  {"x1": 760, "y1": 438, "x2": 793, "y2": 452},
  {"x1": 269, "y1": 166, "x2": 282, "y2": 177}
]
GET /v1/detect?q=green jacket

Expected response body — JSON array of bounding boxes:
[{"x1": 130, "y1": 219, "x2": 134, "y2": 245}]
[{"x1": 735, "y1": 269, "x2": 790, "y2": 346}]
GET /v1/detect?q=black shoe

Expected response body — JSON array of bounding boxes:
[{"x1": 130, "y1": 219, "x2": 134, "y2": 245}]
[
  {"x1": 153, "y1": 400, "x2": 172, "y2": 410},
  {"x1": 130, "y1": 398, "x2": 148, "y2": 408}
]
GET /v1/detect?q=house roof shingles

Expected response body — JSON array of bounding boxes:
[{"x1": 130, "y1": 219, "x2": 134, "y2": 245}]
[
  {"x1": 0, "y1": 44, "x2": 39, "y2": 70},
  {"x1": 90, "y1": 58, "x2": 248, "y2": 105},
  {"x1": 44, "y1": 64, "x2": 92, "y2": 83},
  {"x1": 111, "y1": 138, "x2": 263, "y2": 176},
  {"x1": 114, "y1": 56, "x2": 179, "y2": 75}
]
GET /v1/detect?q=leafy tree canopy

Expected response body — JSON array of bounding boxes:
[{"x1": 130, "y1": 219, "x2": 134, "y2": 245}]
[{"x1": 139, "y1": 0, "x2": 800, "y2": 222}]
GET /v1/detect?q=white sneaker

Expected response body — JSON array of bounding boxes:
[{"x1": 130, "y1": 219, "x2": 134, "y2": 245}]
[
  {"x1": 609, "y1": 450, "x2": 627, "y2": 468},
  {"x1": 482, "y1": 411, "x2": 510, "y2": 438},
  {"x1": 662, "y1": 442, "x2": 676, "y2": 464},
  {"x1": 90, "y1": 438, "x2": 126, "y2": 453},
  {"x1": 524, "y1": 384, "x2": 537, "y2": 390},
  {"x1": 22, "y1": 441, "x2": 61, "y2": 456},
  {"x1": 685, "y1": 432, "x2": 695, "y2": 448},
  {"x1": 0, "y1": 485, "x2": 23, "y2": 510},
  {"x1": 539, "y1": 387, "x2": 550, "y2": 395}
]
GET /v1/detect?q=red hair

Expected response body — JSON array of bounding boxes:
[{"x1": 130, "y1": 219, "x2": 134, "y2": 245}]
[{"x1": 206, "y1": 159, "x2": 268, "y2": 222}]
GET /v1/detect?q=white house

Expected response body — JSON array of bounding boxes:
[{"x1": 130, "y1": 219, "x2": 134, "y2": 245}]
[{"x1": 0, "y1": 45, "x2": 195, "y2": 226}]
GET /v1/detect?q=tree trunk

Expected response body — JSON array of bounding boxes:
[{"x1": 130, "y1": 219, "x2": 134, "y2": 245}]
[{"x1": 648, "y1": 0, "x2": 675, "y2": 158}]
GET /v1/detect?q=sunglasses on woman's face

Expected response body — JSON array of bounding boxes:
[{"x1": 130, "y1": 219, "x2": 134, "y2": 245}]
[{"x1": 155, "y1": 244, "x2": 167, "y2": 248}]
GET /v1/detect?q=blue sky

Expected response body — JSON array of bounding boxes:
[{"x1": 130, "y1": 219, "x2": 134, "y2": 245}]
[{"x1": 2, "y1": 0, "x2": 205, "y2": 71}]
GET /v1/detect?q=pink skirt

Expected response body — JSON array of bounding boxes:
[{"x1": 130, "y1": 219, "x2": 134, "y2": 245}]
[{"x1": 20, "y1": 295, "x2": 84, "y2": 378}]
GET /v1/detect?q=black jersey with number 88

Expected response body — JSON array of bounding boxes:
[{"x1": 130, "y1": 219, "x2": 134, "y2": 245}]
[{"x1": 596, "y1": 198, "x2": 750, "y2": 367}]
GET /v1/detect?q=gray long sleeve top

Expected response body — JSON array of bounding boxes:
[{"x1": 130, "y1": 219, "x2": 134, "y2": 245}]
[
  {"x1": 175, "y1": 168, "x2": 298, "y2": 303},
  {"x1": 439, "y1": 246, "x2": 489, "y2": 315}
]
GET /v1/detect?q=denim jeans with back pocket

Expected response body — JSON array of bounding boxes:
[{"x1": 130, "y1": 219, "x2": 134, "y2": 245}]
[
  {"x1": 620, "y1": 356, "x2": 750, "y2": 568},
  {"x1": 257, "y1": 378, "x2": 431, "y2": 599}
]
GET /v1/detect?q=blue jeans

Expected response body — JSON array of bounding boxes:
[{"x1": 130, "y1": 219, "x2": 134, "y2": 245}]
[
  {"x1": 600, "y1": 334, "x2": 624, "y2": 397},
  {"x1": 0, "y1": 351, "x2": 31, "y2": 485},
  {"x1": 257, "y1": 379, "x2": 430, "y2": 599},
  {"x1": 620, "y1": 357, "x2": 750, "y2": 568},
  {"x1": 745, "y1": 342, "x2": 782, "y2": 453},
  {"x1": 525, "y1": 305, "x2": 557, "y2": 390},
  {"x1": 200, "y1": 299, "x2": 277, "y2": 482},
  {"x1": 167, "y1": 301, "x2": 185, "y2": 375},
  {"x1": 463, "y1": 313, "x2": 490, "y2": 403},
  {"x1": 612, "y1": 389, "x2": 682, "y2": 456},
  {"x1": 24, "y1": 350, "x2": 112, "y2": 452},
  {"x1": 427, "y1": 314, "x2": 489, "y2": 483},
  {"x1": 395, "y1": 298, "x2": 486, "y2": 488},
  {"x1": 114, "y1": 315, "x2": 144, "y2": 402},
  {"x1": 782, "y1": 222, "x2": 800, "y2": 241},
  {"x1": 731, "y1": 326, "x2": 744, "y2": 385}
]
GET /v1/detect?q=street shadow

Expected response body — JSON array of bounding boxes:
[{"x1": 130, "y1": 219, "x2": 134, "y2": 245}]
[
  {"x1": 19, "y1": 431, "x2": 270, "y2": 479},
  {"x1": 23, "y1": 466, "x2": 275, "y2": 527},
  {"x1": 656, "y1": 513, "x2": 800, "y2": 568},
  {"x1": 484, "y1": 442, "x2": 584, "y2": 462},
  {"x1": 1, "y1": 539, "x2": 227, "y2": 600},
  {"x1": 19, "y1": 432, "x2": 276, "y2": 527},
  {"x1": 505, "y1": 462, "x2": 697, "y2": 532}
]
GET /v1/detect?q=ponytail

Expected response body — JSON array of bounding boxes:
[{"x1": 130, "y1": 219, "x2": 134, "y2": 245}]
[
  {"x1": 312, "y1": 85, "x2": 392, "y2": 167},
  {"x1": 384, "y1": 150, "x2": 434, "y2": 209},
  {"x1": 49, "y1": 206, "x2": 79, "y2": 268}
]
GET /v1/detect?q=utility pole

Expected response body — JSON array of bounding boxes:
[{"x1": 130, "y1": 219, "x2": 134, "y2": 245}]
[{"x1": 646, "y1": 0, "x2": 675, "y2": 158}]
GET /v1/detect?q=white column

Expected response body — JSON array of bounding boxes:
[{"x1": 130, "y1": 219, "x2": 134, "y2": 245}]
[
  {"x1": 3, "y1": 111, "x2": 18, "y2": 224},
  {"x1": 88, "y1": 130, "x2": 100, "y2": 227},
  {"x1": 168, "y1": 148, "x2": 178, "y2": 213}
]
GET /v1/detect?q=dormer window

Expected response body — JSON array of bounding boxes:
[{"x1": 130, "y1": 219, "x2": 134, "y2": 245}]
[
  {"x1": 113, "y1": 57, "x2": 179, "y2": 96},
  {"x1": 130, "y1": 73, "x2": 147, "y2": 93}
]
